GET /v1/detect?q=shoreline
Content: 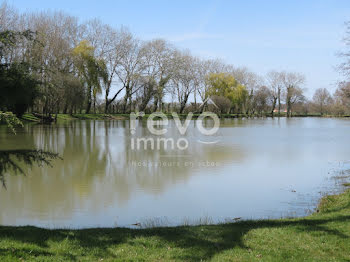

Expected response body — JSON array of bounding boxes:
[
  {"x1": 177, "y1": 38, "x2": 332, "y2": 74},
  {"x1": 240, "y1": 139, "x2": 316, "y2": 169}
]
[
  {"x1": 0, "y1": 188, "x2": 349, "y2": 260},
  {"x1": 20, "y1": 112, "x2": 350, "y2": 123}
]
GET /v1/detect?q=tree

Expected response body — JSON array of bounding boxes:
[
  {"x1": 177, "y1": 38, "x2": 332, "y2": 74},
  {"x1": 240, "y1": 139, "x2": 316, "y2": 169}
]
[
  {"x1": 266, "y1": 71, "x2": 283, "y2": 116},
  {"x1": 337, "y1": 21, "x2": 350, "y2": 115},
  {"x1": 231, "y1": 67, "x2": 260, "y2": 114},
  {"x1": 196, "y1": 58, "x2": 227, "y2": 109},
  {"x1": 72, "y1": 40, "x2": 107, "y2": 114},
  {"x1": 142, "y1": 39, "x2": 174, "y2": 112},
  {"x1": 334, "y1": 82, "x2": 350, "y2": 114},
  {"x1": 254, "y1": 86, "x2": 271, "y2": 115},
  {"x1": 0, "y1": 62, "x2": 39, "y2": 116},
  {"x1": 1, "y1": 2, "x2": 314, "y2": 117},
  {"x1": 313, "y1": 88, "x2": 333, "y2": 115},
  {"x1": 171, "y1": 51, "x2": 197, "y2": 114},
  {"x1": 282, "y1": 72, "x2": 305, "y2": 117},
  {"x1": 339, "y1": 21, "x2": 350, "y2": 78},
  {"x1": 113, "y1": 30, "x2": 145, "y2": 114},
  {"x1": 84, "y1": 21, "x2": 128, "y2": 113},
  {"x1": 61, "y1": 74, "x2": 85, "y2": 114},
  {"x1": 24, "y1": 11, "x2": 81, "y2": 116},
  {"x1": 135, "y1": 77, "x2": 157, "y2": 112},
  {"x1": 0, "y1": 3, "x2": 18, "y2": 32},
  {"x1": 0, "y1": 29, "x2": 39, "y2": 116},
  {"x1": 206, "y1": 72, "x2": 248, "y2": 113},
  {"x1": 0, "y1": 111, "x2": 22, "y2": 133},
  {"x1": 210, "y1": 95, "x2": 231, "y2": 114}
]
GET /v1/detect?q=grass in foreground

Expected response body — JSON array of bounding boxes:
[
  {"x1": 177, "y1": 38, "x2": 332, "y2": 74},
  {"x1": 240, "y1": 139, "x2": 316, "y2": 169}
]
[{"x1": 0, "y1": 190, "x2": 349, "y2": 261}]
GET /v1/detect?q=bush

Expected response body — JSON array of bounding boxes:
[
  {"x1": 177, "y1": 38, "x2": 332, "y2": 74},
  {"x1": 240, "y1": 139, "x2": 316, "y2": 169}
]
[{"x1": 0, "y1": 63, "x2": 40, "y2": 117}]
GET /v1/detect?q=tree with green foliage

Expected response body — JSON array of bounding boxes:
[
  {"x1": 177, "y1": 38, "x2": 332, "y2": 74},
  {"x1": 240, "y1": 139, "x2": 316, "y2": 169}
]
[
  {"x1": 206, "y1": 73, "x2": 248, "y2": 113},
  {"x1": 0, "y1": 30, "x2": 39, "y2": 116},
  {"x1": 72, "y1": 40, "x2": 108, "y2": 114},
  {"x1": 0, "y1": 111, "x2": 22, "y2": 134},
  {"x1": 0, "y1": 63, "x2": 39, "y2": 116},
  {"x1": 0, "y1": 2, "x2": 314, "y2": 117}
]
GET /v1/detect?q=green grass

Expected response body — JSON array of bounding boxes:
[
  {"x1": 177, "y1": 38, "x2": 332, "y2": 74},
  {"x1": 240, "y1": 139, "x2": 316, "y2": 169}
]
[
  {"x1": 21, "y1": 113, "x2": 129, "y2": 122},
  {"x1": 20, "y1": 112, "x2": 350, "y2": 123},
  {"x1": 21, "y1": 113, "x2": 41, "y2": 122},
  {"x1": 0, "y1": 190, "x2": 349, "y2": 261}
]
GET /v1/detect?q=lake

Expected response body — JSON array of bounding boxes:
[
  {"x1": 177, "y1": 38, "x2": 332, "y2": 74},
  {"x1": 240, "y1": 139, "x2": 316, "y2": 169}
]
[{"x1": 0, "y1": 117, "x2": 349, "y2": 228}]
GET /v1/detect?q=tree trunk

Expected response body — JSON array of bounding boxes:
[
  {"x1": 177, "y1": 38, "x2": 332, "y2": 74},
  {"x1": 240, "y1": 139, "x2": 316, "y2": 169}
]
[
  {"x1": 153, "y1": 96, "x2": 158, "y2": 112},
  {"x1": 105, "y1": 84, "x2": 125, "y2": 113},
  {"x1": 194, "y1": 87, "x2": 197, "y2": 111},
  {"x1": 86, "y1": 86, "x2": 92, "y2": 114},
  {"x1": 86, "y1": 101, "x2": 92, "y2": 114},
  {"x1": 287, "y1": 100, "x2": 291, "y2": 117},
  {"x1": 271, "y1": 97, "x2": 277, "y2": 117},
  {"x1": 63, "y1": 102, "x2": 68, "y2": 114},
  {"x1": 122, "y1": 91, "x2": 129, "y2": 114},
  {"x1": 179, "y1": 94, "x2": 190, "y2": 114},
  {"x1": 277, "y1": 88, "x2": 281, "y2": 116},
  {"x1": 179, "y1": 103, "x2": 186, "y2": 114}
]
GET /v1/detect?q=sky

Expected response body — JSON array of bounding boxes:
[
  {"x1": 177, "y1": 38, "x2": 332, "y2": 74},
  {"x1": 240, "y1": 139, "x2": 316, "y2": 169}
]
[{"x1": 5, "y1": 0, "x2": 350, "y2": 98}]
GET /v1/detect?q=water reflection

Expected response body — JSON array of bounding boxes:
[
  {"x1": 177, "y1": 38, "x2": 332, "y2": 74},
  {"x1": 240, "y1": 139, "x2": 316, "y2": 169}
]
[
  {"x1": 0, "y1": 118, "x2": 349, "y2": 228},
  {"x1": 0, "y1": 149, "x2": 59, "y2": 187}
]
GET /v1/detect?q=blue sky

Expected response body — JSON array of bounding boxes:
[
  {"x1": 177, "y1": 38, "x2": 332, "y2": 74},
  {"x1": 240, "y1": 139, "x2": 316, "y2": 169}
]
[{"x1": 6, "y1": 0, "x2": 350, "y2": 98}]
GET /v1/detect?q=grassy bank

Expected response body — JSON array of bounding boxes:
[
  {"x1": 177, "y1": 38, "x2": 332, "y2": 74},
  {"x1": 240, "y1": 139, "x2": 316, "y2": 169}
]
[
  {"x1": 21, "y1": 113, "x2": 129, "y2": 122},
  {"x1": 0, "y1": 189, "x2": 349, "y2": 261},
  {"x1": 21, "y1": 112, "x2": 346, "y2": 123}
]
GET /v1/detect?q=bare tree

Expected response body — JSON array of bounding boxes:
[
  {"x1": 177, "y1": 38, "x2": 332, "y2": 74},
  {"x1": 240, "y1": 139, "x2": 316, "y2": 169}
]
[
  {"x1": 196, "y1": 58, "x2": 228, "y2": 112},
  {"x1": 112, "y1": 31, "x2": 146, "y2": 114},
  {"x1": 0, "y1": 2, "x2": 19, "y2": 31},
  {"x1": 334, "y1": 82, "x2": 350, "y2": 113},
  {"x1": 266, "y1": 71, "x2": 284, "y2": 116},
  {"x1": 171, "y1": 51, "x2": 196, "y2": 114},
  {"x1": 231, "y1": 67, "x2": 261, "y2": 114},
  {"x1": 1, "y1": 2, "x2": 315, "y2": 118},
  {"x1": 211, "y1": 95, "x2": 231, "y2": 114},
  {"x1": 338, "y1": 21, "x2": 350, "y2": 78},
  {"x1": 254, "y1": 86, "x2": 272, "y2": 115},
  {"x1": 84, "y1": 22, "x2": 131, "y2": 113},
  {"x1": 25, "y1": 11, "x2": 80, "y2": 115},
  {"x1": 141, "y1": 39, "x2": 174, "y2": 112},
  {"x1": 135, "y1": 77, "x2": 157, "y2": 112},
  {"x1": 282, "y1": 72, "x2": 305, "y2": 117},
  {"x1": 312, "y1": 88, "x2": 333, "y2": 115}
]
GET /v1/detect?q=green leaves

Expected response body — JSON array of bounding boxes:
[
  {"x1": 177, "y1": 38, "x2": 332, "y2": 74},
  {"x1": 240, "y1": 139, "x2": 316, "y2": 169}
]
[
  {"x1": 72, "y1": 40, "x2": 108, "y2": 109},
  {"x1": 0, "y1": 111, "x2": 23, "y2": 134},
  {"x1": 0, "y1": 149, "x2": 60, "y2": 187},
  {"x1": 0, "y1": 62, "x2": 40, "y2": 116},
  {"x1": 0, "y1": 30, "x2": 35, "y2": 59},
  {"x1": 206, "y1": 73, "x2": 248, "y2": 112}
]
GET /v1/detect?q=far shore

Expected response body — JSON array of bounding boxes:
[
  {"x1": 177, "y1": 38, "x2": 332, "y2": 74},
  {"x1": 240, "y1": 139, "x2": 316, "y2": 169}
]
[{"x1": 18, "y1": 112, "x2": 350, "y2": 123}]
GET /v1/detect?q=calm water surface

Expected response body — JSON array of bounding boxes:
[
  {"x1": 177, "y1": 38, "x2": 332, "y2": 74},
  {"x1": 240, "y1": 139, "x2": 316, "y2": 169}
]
[{"x1": 0, "y1": 117, "x2": 350, "y2": 228}]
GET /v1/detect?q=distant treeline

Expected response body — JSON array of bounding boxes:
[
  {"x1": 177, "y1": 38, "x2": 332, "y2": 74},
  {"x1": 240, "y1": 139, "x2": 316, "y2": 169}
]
[{"x1": 1, "y1": 2, "x2": 350, "y2": 118}]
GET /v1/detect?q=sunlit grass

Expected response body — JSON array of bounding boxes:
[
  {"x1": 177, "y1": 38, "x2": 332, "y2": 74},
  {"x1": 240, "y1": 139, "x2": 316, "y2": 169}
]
[{"x1": 0, "y1": 189, "x2": 349, "y2": 261}]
